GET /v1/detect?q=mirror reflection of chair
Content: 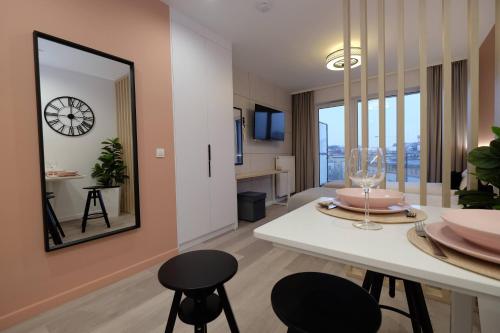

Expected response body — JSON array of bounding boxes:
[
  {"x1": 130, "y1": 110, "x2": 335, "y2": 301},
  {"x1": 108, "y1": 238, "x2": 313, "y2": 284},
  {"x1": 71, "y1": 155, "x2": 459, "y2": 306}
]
[
  {"x1": 81, "y1": 186, "x2": 111, "y2": 233},
  {"x1": 45, "y1": 192, "x2": 65, "y2": 245}
]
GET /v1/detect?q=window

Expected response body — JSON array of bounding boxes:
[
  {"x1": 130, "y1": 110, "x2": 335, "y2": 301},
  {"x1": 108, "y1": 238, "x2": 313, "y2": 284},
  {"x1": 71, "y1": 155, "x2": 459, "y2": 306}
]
[
  {"x1": 318, "y1": 104, "x2": 345, "y2": 185},
  {"x1": 357, "y1": 92, "x2": 420, "y2": 182}
]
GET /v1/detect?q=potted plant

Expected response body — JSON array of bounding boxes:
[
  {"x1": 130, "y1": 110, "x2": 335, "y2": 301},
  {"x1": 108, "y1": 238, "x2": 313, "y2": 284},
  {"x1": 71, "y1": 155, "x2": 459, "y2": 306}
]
[
  {"x1": 456, "y1": 127, "x2": 500, "y2": 209},
  {"x1": 91, "y1": 138, "x2": 128, "y2": 217}
]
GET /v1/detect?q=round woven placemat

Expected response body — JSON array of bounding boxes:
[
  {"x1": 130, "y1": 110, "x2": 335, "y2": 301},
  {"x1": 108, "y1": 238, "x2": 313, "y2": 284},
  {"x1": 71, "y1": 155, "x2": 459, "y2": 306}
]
[
  {"x1": 407, "y1": 228, "x2": 500, "y2": 280},
  {"x1": 317, "y1": 205, "x2": 427, "y2": 224}
]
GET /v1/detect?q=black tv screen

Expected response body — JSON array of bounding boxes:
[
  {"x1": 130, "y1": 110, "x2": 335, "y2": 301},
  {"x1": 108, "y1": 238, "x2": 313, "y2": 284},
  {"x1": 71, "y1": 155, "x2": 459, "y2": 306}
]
[
  {"x1": 254, "y1": 110, "x2": 269, "y2": 140},
  {"x1": 253, "y1": 104, "x2": 285, "y2": 141},
  {"x1": 270, "y1": 112, "x2": 285, "y2": 140}
]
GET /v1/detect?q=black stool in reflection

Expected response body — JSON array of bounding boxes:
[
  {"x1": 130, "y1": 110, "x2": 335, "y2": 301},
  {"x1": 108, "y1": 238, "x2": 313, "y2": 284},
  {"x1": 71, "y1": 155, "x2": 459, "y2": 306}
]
[
  {"x1": 362, "y1": 271, "x2": 431, "y2": 332},
  {"x1": 81, "y1": 186, "x2": 111, "y2": 233},
  {"x1": 271, "y1": 272, "x2": 382, "y2": 333},
  {"x1": 158, "y1": 250, "x2": 240, "y2": 333},
  {"x1": 45, "y1": 192, "x2": 65, "y2": 245}
]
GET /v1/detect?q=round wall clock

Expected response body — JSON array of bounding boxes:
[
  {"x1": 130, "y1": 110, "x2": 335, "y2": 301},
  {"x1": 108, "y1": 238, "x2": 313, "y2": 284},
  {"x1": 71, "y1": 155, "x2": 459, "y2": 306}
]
[{"x1": 44, "y1": 96, "x2": 95, "y2": 136}]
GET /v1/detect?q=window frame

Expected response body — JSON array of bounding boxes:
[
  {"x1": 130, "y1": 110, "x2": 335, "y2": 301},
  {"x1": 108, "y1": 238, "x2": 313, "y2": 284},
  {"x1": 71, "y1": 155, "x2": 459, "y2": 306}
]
[
  {"x1": 355, "y1": 89, "x2": 421, "y2": 183},
  {"x1": 316, "y1": 99, "x2": 345, "y2": 186}
]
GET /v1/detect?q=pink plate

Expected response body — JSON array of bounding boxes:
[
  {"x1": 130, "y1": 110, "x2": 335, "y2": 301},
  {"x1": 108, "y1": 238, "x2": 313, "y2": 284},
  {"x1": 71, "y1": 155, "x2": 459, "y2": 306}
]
[
  {"x1": 424, "y1": 222, "x2": 500, "y2": 264},
  {"x1": 336, "y1": 188, "x2": 405, "y2": 208},
  {"x1": 442, "y1": 209, "x2": 500, "y2": 253},
  {"x1": 331, "y1": 198, "x2": 408, "y2": 214}
]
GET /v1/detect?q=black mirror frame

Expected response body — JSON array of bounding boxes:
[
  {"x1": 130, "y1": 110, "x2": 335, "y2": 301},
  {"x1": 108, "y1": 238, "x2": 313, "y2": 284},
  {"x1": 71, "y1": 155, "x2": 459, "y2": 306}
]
[
  {"x1": 33, "y1": 31, "x2": 141, "y2": 252},
  {"x1": 234, "y1": 107, "x2": 244, "y2": 166}
]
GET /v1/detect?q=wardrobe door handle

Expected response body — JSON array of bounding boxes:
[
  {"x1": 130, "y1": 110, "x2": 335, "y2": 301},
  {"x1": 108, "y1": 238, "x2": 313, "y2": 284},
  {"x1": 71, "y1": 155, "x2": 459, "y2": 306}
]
[{"x1": 208, "y1": 144, "x2": 212, "y2": 178}]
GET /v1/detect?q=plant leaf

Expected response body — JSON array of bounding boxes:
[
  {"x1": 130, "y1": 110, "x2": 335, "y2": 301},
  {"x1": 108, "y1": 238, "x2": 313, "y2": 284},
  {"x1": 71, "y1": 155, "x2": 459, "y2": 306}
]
[
  {"x1": 490, "y1": 138, "x2": 500, "y2": 156},
  {"x1": 468, "y1": 146, "x2": 500, "y2": 169},
  {"x1": 492, "y1": 126, "x2": 500, "y2": 138}
]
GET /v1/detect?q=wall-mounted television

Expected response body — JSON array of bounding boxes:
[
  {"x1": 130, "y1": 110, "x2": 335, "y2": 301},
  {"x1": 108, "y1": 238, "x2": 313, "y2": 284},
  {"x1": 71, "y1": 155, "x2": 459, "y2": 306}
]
[{"x1": 253, "y1": 104, "x2": 285, "y2": 141}]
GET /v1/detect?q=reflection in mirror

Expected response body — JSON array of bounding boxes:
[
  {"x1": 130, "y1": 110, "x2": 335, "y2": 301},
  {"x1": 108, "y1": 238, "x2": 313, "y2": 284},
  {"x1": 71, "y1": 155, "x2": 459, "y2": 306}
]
[
  {"x1": 34, "y1": 32, "x2": 140, "y2": 251},
  {"x1": 234, "y1": 107, "x2": 243, "y2": 165}
]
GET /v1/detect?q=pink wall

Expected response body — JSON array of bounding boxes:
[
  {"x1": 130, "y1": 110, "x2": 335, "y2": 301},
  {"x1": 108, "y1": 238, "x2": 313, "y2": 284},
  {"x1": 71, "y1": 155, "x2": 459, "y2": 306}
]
[
  {"x1": 479, "y1": 27, "x2": 495, "y2": 146},
  {"x1": 0, "y1": 0, "x2": 178, "y2": 329}
]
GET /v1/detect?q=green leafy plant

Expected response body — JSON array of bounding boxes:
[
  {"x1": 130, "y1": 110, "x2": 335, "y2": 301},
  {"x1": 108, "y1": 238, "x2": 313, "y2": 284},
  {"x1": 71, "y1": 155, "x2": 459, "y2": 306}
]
[
  {"x1": 456, "y1": 126, "x2": 500, "y2": 209},
  {"x1": 91, "y1": 138, "x2": 128, "y2": 187}
]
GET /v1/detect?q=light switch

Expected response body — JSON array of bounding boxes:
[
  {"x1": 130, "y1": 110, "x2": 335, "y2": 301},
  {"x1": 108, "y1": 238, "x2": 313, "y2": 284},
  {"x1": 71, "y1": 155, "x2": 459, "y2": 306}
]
[{"x1": 155, "y1": 148, "x2": 165, "y2": 158}]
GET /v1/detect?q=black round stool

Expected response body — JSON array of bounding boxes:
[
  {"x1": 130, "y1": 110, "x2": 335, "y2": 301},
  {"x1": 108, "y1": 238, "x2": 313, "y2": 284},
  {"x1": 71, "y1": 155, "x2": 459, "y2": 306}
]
[
  {"x1": 271, "y1": 272, "x2": 382, "y2": 333},
  {"x1": 158, "y1": 250, "x2": 240, "y2": 333}
]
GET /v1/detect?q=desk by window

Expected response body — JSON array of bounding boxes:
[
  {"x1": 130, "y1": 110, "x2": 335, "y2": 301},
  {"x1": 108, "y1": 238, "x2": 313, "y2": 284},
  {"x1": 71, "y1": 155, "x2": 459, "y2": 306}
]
[{"x1": 236, "y1": 169, "x2": 290, "y2": 206}]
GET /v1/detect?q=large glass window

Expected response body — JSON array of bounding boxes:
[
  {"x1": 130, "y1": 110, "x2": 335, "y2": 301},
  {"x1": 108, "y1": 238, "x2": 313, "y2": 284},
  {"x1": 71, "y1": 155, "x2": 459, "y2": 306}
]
[
  {"x1": 318, "y1": 104, "x2": 345, "y2": 185},
  {"x1": 357, "y1": 92, "x2": 420, "y2": 182}
]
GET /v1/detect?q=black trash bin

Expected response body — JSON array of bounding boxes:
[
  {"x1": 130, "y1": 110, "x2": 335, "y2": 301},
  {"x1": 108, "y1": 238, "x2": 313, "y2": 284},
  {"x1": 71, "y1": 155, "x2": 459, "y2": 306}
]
[{"x1": 237, "y1": 191, "x2": 266, "y2": 222}]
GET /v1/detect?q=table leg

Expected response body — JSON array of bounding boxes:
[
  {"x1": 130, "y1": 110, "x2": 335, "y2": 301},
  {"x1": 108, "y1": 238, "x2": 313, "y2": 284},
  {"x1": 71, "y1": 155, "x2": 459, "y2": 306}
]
[
  {"x1": 217, "y1": 285, "x2": 239, "y2": 333},
  {"x1": 271, "y1": 174, "x2": 276, "y2": 203},
  {"x1": 165, "y1": 291, "x2": 182, "y2": 333},
  {"x1": 478, "y1": 295, "x2": 500, "y2": 333},
  {"x1": 450, "y1": 292, "x2": 473, "y2": 333},
  {"x1": 286, "y1": 171, "x2": 290, "y2": 207}
]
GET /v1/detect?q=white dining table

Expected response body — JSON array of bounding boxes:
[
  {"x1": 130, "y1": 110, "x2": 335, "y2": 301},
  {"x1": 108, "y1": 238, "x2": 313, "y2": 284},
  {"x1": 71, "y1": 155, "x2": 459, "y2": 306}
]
[{"x1": 253, "y1": 198, "x2": 500, "y2": 333}]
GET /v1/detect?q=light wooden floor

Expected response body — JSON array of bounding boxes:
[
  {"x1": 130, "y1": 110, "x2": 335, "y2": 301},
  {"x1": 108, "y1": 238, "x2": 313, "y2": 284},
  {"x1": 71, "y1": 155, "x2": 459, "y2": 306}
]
[{"x1": 5, "y1": 205, "x2": 480, "y2": 333}]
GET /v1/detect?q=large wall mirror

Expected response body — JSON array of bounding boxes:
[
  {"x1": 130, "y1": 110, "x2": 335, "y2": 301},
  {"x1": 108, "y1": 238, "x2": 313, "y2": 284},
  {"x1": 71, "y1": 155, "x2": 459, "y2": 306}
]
[{"x1": 33, "y1": 31, "x2": 140, "y2": 251}]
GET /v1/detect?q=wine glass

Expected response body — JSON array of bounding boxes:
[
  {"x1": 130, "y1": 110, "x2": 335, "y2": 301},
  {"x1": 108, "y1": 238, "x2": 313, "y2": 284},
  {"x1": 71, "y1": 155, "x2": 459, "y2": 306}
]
[{"x1": 348, "y1": 148, "x2": 386, "y2": 230}]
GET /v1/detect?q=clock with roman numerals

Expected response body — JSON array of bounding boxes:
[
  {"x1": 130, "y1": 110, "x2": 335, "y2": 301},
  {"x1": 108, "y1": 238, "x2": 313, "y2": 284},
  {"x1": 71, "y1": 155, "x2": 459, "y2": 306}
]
[{"x1": 44, "y1": 96, "x2": 95, "y2": 136}]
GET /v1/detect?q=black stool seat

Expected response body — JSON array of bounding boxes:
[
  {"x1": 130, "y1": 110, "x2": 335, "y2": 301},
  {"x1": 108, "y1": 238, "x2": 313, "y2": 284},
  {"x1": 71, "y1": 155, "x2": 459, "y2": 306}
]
[
  {"x1": 272, "y1": 272, "x2": 382, "y2": 333},
  {"x1": 158, "y1": 250, "x2": 239, "y2": 333},
  {"x1": 158, "y1": 250, "x2": 237, "y2": 292}
]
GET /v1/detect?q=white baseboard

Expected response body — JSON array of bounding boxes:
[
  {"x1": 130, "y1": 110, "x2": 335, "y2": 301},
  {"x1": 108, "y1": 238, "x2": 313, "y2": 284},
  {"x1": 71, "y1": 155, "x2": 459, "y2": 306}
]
[{"x1": 179, "y1": 224, "x2": 237, "y2": 251}]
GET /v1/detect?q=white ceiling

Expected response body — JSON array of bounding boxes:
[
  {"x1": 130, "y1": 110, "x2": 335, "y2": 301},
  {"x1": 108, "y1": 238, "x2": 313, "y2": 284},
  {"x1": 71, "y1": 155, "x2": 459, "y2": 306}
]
[
  {"x1": 164, "y1": 0, "x2": 495, "y2": 93},
  {"x1": 38, "y1": 38, "x2": 130, "y2": 81}
]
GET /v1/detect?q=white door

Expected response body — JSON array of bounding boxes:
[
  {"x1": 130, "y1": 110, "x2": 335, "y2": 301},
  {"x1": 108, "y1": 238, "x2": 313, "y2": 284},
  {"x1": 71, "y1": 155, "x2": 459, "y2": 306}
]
[
  {"x1": 205, "y1": 40, "x2": 238, "y2": 231},
  {"x1": 171, "y1": 22, "x2": 211, "y2": 244}
]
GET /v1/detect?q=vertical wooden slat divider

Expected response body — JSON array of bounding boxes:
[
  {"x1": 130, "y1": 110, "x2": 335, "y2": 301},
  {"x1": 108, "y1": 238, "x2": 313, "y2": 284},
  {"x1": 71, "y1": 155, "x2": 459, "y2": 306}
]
[
  {"x1": 467, "y1": 0, "x2": 479, "y2": 190},
  {"x1": 361, "y1": 0, "x2": 368, "y2": 150},
  {"x1": 378, "y1": 0, "x2": 386, "y2": 189},
  {"x1": 397, "y1": 0, "x2": 405, "y2": 193},
  {"x1": 442, "y1": 0, "x2": 452, "y2": 207},
  {"x1": 343, "y1": 0, "x2": 352, "y2": 187},
  {"x1": 419, "y1": 0, "x2": 428, "y2": 205}
]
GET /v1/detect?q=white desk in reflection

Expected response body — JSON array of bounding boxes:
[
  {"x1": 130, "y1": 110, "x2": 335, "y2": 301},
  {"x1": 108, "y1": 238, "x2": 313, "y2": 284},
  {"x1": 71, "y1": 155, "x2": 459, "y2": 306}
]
[
  {"x1": 45, "y1": 175, "x2": 86, "y2": 222},
  {"x1": 45, "y1": 175, "x2": 85, "y2": 182}
]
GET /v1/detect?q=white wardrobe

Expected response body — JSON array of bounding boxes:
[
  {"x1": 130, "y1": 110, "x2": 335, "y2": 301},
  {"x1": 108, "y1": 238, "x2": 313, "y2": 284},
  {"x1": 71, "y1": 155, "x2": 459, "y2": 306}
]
[{"x1": 170, "y1": 12, "x2": 238, "y2": 248}]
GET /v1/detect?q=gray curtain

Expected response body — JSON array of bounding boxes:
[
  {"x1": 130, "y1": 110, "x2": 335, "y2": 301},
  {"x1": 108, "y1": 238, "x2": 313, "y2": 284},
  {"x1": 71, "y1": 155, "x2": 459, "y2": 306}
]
[
  {"x1": 451, "y1": 60, "x2": 468, "y2": 172},
  {"x1": 292, "y1": 91, "x2": 315, "y2": 192},
  {"x1": 427, "y1": 65, "x2": 443, "y2": 182},
  {"x1": 427, "y1": 60, "x2": 468, "y2": 182}
]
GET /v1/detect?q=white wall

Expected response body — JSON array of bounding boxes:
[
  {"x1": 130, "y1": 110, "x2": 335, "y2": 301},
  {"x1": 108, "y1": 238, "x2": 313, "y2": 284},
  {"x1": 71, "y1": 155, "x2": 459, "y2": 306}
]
[
  {"x1": 233, "y1": 67, "x2": 292, "y2": 202},
  {"x1": 40, "y1": 65, "x2": 117, "y2": 221}
]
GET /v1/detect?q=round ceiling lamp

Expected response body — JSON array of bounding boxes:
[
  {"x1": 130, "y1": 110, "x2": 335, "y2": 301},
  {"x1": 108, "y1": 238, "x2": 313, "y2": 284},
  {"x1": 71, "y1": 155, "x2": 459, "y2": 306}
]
[
  {"x1": 326, "y1": 47, "x2": 362, "y2": 71},
  {"x1": 255, "y1": 0, "x2": 273, "y2": 13}
]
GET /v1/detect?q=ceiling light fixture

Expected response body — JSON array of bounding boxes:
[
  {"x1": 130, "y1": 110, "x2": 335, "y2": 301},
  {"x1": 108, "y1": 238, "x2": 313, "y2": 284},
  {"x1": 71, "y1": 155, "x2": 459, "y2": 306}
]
[
  {"x1": 326, "y1": 47, "x2": 362, "y2": 71},
  {"x1": 255, "y1": 0, "x2": 273, "y2": 13}
]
